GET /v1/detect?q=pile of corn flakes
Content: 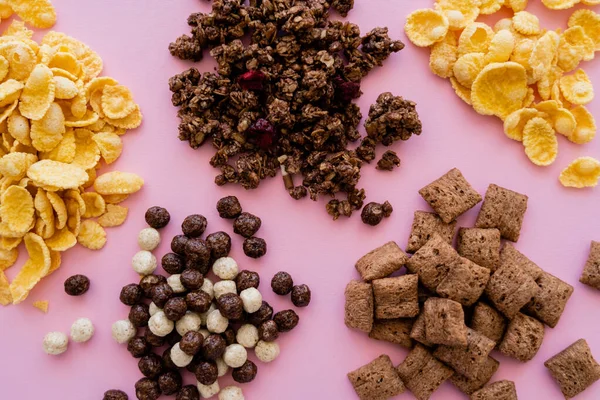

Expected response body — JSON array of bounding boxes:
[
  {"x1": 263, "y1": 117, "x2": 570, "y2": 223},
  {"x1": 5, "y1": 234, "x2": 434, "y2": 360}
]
[
  {"x1": 0, "y1": 21, "x2": 144, "y2": 306},
  {"x1": 405, "y1": 1, "x2": 600, "y2": 188}
]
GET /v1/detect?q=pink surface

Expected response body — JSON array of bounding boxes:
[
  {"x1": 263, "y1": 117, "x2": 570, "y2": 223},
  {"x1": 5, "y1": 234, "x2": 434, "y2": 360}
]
[{"x1": 1, "y1": 0, "x2": 600, "y2": 399}]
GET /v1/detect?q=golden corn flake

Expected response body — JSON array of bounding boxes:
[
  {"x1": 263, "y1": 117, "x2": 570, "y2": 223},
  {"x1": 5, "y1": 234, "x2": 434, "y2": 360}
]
[
  {"x1": 27, "y1": 159, "x2": 88, "y2": 190},
  {"x1": 102, "y1": 193, "x2": 129, "y2": 204},
  {"x1": 558, "y1": 26, "x2": 594, "y2": 72},
  {"x1": 10, "y1": 232, "x2": 51, "y2": 304},
  {"x1": 45, "y1": 249, "x2": 60, "y2": 276},
  {"x1": 9, "y1": 0, "x2": 56, "y2": 29},
  {"x1": 19, "y1": 64, "x2": 55, "y2": 121},
  {"x1": 0, "y1": 152, "x2": 36, "y2": 180},
  {"x1": 65, "y1": 110, "x2": 99, "y2": 128},
  {"x1": 551, "y1": 80, "x2": 571, "y2": 108},
  {"x1": 32, "y1": 300, "x2": 48, "y2": 313},
  {"x1": 505, "y1": 0, "x2": 528, "y2": 12},
  {"x1": 559, "y1": 157, "x2": 600, "y2": 188},
  {"x1": 1, "y1": 185, "x2": 34, "y2": 233},
  {"x1": 84, "y1": 76, "x2": 118, "y2": 99},
  {"x1": 542, "y1": 0, "x2": 579, "y2": 10},
  {"x1": 0, "y1": 41, "x2": 36, "y2": 81},
  {"x1": 0, "y1": 55, "x2": 9, "y2": 82},
  {"x1": 34, "y1": 217, "x2": 54, "y2": 239},
  {"x1": 529, "y1": 31, "x2": 560, "y2": 84},
  {"x1": 559, "y1": 69, "x2": 594, "y2": 105},
  {"x1": 0, "y1": 0, "x2": 13, "y2": 19},
  {"x1": 569, "y1": 105, "x2": 596, "y2": 144},
  {"x1": 450, "y1": 77, "x2": 472, "y2": 105},
  {"x1": 430, "y1": 35, "x2": 458, "y2": 78},
  {"x1": 64, "y1": 189, "x2": 86, "y2": 215},
  {"x1": 453, "y1": 52, "x2": 486, "y2": 88},
  {"x1": 94, "y1": 171, "x2": 144, "y2": 195},
  {"x1": 485, "y1": 30, "x2": 515, "y2": 64},
  {"x1": 83, "y1": 168, "x2": 96, "y2": 189},
  {"x1": 0, "y1": 270, "x2": 12, "y2": 305},
  {"x1": 0, "y1": 247, "x2": 18, "y2": 270},
  {"x1": 494, "y1": 18, "x2": 513, "y2": 33},
  {"x1": 0, "y1": 236, "x2": 21, "y2": 251},
  {"x1": 98, "y1": 204, "x2": 128, "y2": 227},
  {"x1": 458, "y1": 22, "x2": 494, "y2": 56},
  {"x1": 513, "y1": 11, "x2": 540, "y2": 36},
  {"x1": 81, "y1": 192, "x2": 105, "y2": 218},
  {"x1": 46, "y1": 190, "x2": 67, "y2": 229},
  {"x1": 479, "y1": 0, "x2": 503, "y2": 15},
  {"x1": 8, "y1": 110, "x2": 31, "y2": 145},
  {"x1": 30, "y1": 102, "x2": 65, "y2": 152},
  {"x1": 77, "y1": 220, "x2": 106, "y2": 250},
  {"x1": 34, "y1": 188, "x2": 53, "y2": 226},
  {"x1": 405, "y1": 9, "x2": 449, "y2": 47},
  {"x1": 582, "y1": 0, "x2": 600, "y2": 4},
  {"x1": 105, "y1": 106, "x2": 142, "y2": 130},
  {"x1": 66, "y1": 205, "x2": 81, "y2": 236},
  {"x1": 53, "y1": 76, "x2": 78, "y2": 100},
  {"x1": 0, "y1": 79, "x2": 23, "y2": 108},
  {"x1": 72, "y1": 128, "x2": 100, "y2": 170},
  {"x1": 92, "y1": 131, "x2": 122, "y2": 164},
  {"x1": 41, "y1": 128, "x2": 75, "y2": 163},
  {"x1": 522, "y1": 117, "x2": 558, "y2": 166},
  {"x1": 435, "y1": 0, "x2": 481, "y2": 30},
  {"x1": 101, "y1": 84, "x2": 136, "y2": 120},
  {"x1": 504, "y1": 108, "x2": 539, "y2": 141},
  {"x1": 45, "y1": 227, "x2": 77, "y2": 252},
  {"x1": 472, "y1": 62, "x2": 528, "y2": 119},
  {"x1": 42, "y1": 32, "x2": 103, "y2": 82},
  {"x1": 49, "y1": 51, "x2": 81, "y2": 78},
  {"x1": 537, "y1": 65, "x2": 563, "y2": 101},
  {"x1": 0, "y1": 99, "x2": 18, "y2": 125},
  {"x1": 569, "y1": 10, "x2": 600, "y2": 51}
]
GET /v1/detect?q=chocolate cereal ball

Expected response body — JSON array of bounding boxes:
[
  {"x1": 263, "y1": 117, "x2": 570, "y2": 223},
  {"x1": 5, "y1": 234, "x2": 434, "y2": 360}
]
[
  {"x1": 217, "y1": 293, "x2": 244, "y2": 320},
  {"x1": 128, "y1": 336, "x2": 150, "y2": 358},
  {"x1": 180, "y1": 331, "x2": 203, "y2": 355},
  {"x1": 206, "y1": 231, "x2": 232, "y2": 259},
  {"x1": 361, "y1": 201, "x2": 393, "y2": 226},
  {"x1": 216, "y1": 196, "x2": 242, "y2": 219},
  {"x1": 271, "y1": 272, "x2": 293, "y2": 295},
  {"x1": 158, "y1": 370, "x2": 182, "y2": 395},
  {"x1": 195, "y1": 360, "x2": 218, "y2": 385},
  {"x1": 222, "y1": 328, "x2": 237, "y2": 346},
  {"x1": 182, "y1": 214, "x2": 207, "y2": 238},
  {"x1": 120, "y1": 283, "x2": 143, "y2": 305},
  {"x1": 145, "y1": 329, "x2": 166, "y2": 348},
  {"x1": 151, "y1": 283, "x2": 174, "y2": 308},
  {"x1": 145, "y1": 206, "x2": 170, "y2": 229},
  {"x1": 202, "y1": 334, "x2": 226, "y2": 360},
  {"x1": 171, "y1": 235, "x2": 189, "y2": 255},
  {"x1": 235, "y1": 270, "x2": 260, "y2": 293},
  {"x1": 162, "y1": 346, "x2": 178, "y2": 370},
  {"x1": 232, "y1": 360, "x2": 258, "y2": 384},
  {"x1": 233, "y1": 212, "x2": 261, "y2": 238},
  {"x1": 180, "y1": 269, "x2": 204, "y2": 290},
  {"x1": 247, "y1": 301, "x2": 273, "y2": 326},
  {"x1": 103, "y1": 389, "x2": 128, "y2": 400},
  {"x1": 243, "y1": 237, "x2": 267, "y2": 258},
  {"x1": 129, "y1": 304, "x2": 151, "y2": 327},
  {"x1": 162, "y1": 253, "x2": 185, "y2": 275},
  {"x1": 138, "y1": 353, "x2": 164, "y2": 379},
  {"x1": 135, "y1": 378, "x2": 160, "y2": 400},
  {"x1": 291, "y1": 284, "x2": 311, "y2": 307},
  {"x1": 140, "y1": 274, "x2": 167, "y2": 298},
  {"x1": 185, "y1": 238, "x2": 211, "y2": 267},
  {"x1": 273, "y1": 310, "x2": 299, "y2": 332},
  {"x1": 176, "y1": 385, "x2": 200, "y2": 400},
  {"x1": 185, "y1": 258, "x2": 210, "y2": 275},
  {"x1": 185, "y1": 290, "x2": 212, "y2": 313},
  {"x1": 164, "y1": 297, "x2": 188, "y2": 321},
  {"x1": 258, "y1": 320, "x2": 279, "y2": 342},
  {"x1": 64, "y1": 274, "x2": 90, "y2": 296}
]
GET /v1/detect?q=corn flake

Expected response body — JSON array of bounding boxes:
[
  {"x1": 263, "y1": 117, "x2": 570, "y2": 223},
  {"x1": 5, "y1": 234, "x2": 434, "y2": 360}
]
[
  {"x1": 46, "y1": 249, "x2": 60, "y2": 276},
  {"x1": 81, "y1": 192, "x2": 105, "y2": 218},
  {"x1": 569, "y1": 10, "x2": 600, "y2": 51},
  {"x1": 435, "y1": 0, "x2": 481, "y2": 30},
  {"x1": 34, "y1": 217, "x2": 54, "y2": 239},
  {"x1": 430, "y1": 35, "x2": 459, "y2": 78},
  {"x1": 0, "y1": 236, "x2": 21, "y2": 251},
  {"x1": 32, "y1": 300, "x2": 48, "y2": 313},
  {"x1": 45, "y1": 227, "x2": 77, "y2": 252},
  {"x1": 27, "y1": 159, "x2": 88, "y2": 190},
  {"x1": 0, "y1": 247, "x2": 18, "y2": 270},
  {"x1": 46, "y1": 190, "x2": 67, "y2": 229},
  {"x1": 72, "y1": 128, "x2": 100, "y2": 170},
  {"x1": 485, "y1": 30, "x2": 515, "y2": 64},
  {"x1": 472, "y1": 62, "x2": 528, "y2": 119},
  {"x1": 542, "y1": 0, "x2": 579, "y2": 10},
  {"x1": 0, "y1": 152, "x2": 36, "y2": 180},
  {"x1": 19, "y1": 64, "x2": 55, "y2": 121},
  {"x1": 582, "y1": 0, "x2": 600, "y2": 4},
  {"x1": 48, "y1": 51, "x2": 81, "y2": 78},
  {"x1": 41, "y1": 128, "x2": 75, "y2": 163},
  {"x1": 41, "y1": 32, "x2": 103, "y2": 82},
  {"x1": 458, "y1": 22, "x2": 494, "y2": 56},
  {"x1": 10, "y1": 232, "x2": 51, "y2": 304},
  {"x1": 453, "y1": 52, "x2": 486, "y2": 88},
  {"x1": 98, "y1": 204, "x2": 128, "y2": 227},
  {"x1": 503, "y1": 108, "x2": 539, "y2": 141},
  {"x1": 513, "y1": 11, "x2": 540, "y2": 36},
  {"x1": 1, "y1": 185, "x2": 34, "y2": 233},
  {"x1": 7, "y1": 109, "x2": 31, "y2": 145},
  {"x1": 30, "y1": 102, "x2": 65, "y2": 152},
  {"x1": 529, "y1": 31, "x2": 560, "y2": 84},
  {"x1": 569, "y1": 105, "x2": 596, "y2": 144},
  {"x1": 83, "y1": 168, "x2": 96, "y2": 189},
  {"x1": 77, "y1": 220, "x2": 106, "y2": 250},
  {"x1": 102, "y1": 193, "x2": 129, "y2": 204},
  {"x1": 0, "y1": 79, "x2": 23, "y2": 108},
  {"x1": 53, "y1": 76, "x2": 78, "y2": 100},
  {"x1": 479, "y1": 0, "x2": 503, "y2": 15},
  {"x1": 449, "y1": 77, "x2": 472, "y2": 105},
  {"x1": 9, "y1": 0, "x2": 56, "y2": 29},
  {"x1": 92, "y1": 131, "x2": 122, "y2": 164},
  {"x1": 405, "y1": 9, "x2": 449, "y2": 47},
  {"x1": 559, "y1": 157, "x2": 600, "y2": 188},
  {"x1": 100, "y1": 84, "x2": 136, "y2": 120},
  {"x1": 64, "y1": 189, "x2": 86, "y2": 216},
  {"x1": 93, "y1": 171, "x2": 144, "y2": 195},
  {"x1": 522, "y1": 117, "x2": 558, "y2": 166},
  {"x1": 0, "y1": 41, "x2": 36, "y2": 81},
  {"x1": 0, "y1": 270, "x2": 11, "y2": 305},
  {"x1": 558, "y1": 26, "x2": 594, "y2": 72},
  {"x1": 559, "y1": 69, "x2": 594, "y2": 105},
  {"x1": 505, "y1": 0, "x2": 528, "y2": 12}
]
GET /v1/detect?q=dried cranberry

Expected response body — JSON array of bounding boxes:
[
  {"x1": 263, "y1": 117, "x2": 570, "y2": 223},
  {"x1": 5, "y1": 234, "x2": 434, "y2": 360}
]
[
  {"x1": 238, "y1": 70, "x2": 266, "y2": 91},
  {"x1": 248, "y1": 119, "x2": 276, "y2": 150},
  {"x1": 333, "y1": 76, "x2": 362, "y2": 103}
]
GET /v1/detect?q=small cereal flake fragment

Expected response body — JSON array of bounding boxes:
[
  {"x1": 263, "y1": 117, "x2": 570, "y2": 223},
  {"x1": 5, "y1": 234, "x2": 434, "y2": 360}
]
[
  {"x1": 523, "y1": 117, "x2": 558, "y2": 166},
  {"x1": 33, "y1": 300, "x2": 48, "y2": 313},
  {"x1": 559, "y1": 157, "x2": 600, "y2": 188},
  {"x1": 530, "y1": 31, "x2": 560, "y2": 84},
  {"x1": 77, "y1": 220, "x2": 107, "y2": 250}
]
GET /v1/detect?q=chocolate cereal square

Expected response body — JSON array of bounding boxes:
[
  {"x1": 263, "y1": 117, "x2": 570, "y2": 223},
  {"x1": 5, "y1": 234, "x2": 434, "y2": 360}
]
[
  {"x1": 580, "y1": 241, "x2": 600, "y2": 290},
  {"x1": 406, "y1": 211, "x2": 457, "y2": 253},
  {"x1": 470, "y1": 380, "x2": 518, "y2": 400},
  {"x1": 499, "y1": 243, "x2": 544, "y2": 280},
  {"x1": 406, "y1": 234, "x2": 462, "y2": 291},
  {"x1": 344, "y1": 280, "x2": 374, "y2": 333},
  {"x1": 347, "y1": 355, "x2": 405, "y2": 400},
  {"x1": 475, "y1": 184, "x2": 528, "y2": 242},
  {"x1": 484, "y1": 262, "x2": 540, "y2": 319},
  {"x1": 433, "y1": 328, "x2": 496, "y2": 380},
  {"x1": 450, "y1": 356, "x2": 500, "y2": 395},
  {"x1": 373, "y1": 275, "x2": 419, "y2": 319},
  {"x1": 410, "y1": 312, "x2": 433, "y2": 347},
  {"x1": 369, "y1": 319, "x2": 414, "y2": 348},
  {"x1": 356, "y1": 241, "x2": 409, "y2": 281},
  {"x1": 470, "y1": 302, "x2": 506, "y2": 344},
  {"x1": 498, "y1": 313, "x2": 544, "y2": 362},
  {"x1": 418, "y1": 168, "x2": 482, "y2": 224},
  {"x1": 397, "y1": 344, "x2": 454, "y2": 400},
  {"x1": 436, "y1": 257, "x2": 490, "y2": 307},
  {"x1": 423, "y1": 298, "x2": 467, "y2": 347},
  {"x1": 457, "y1": 228, "x2": 501, "y2": 271},
  {"x1": 544, "y1": 339, "x2": 600, "y2": 399},
  {"x1": 523, "y1": 272, "x2": 573, "y2": 328}
]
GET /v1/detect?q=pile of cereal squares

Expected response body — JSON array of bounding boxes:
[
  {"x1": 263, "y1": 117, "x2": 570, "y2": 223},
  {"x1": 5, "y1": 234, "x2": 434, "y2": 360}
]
[
  {"x1": 0, "y1": 21, "x2": 144, "y2": 306},
  {"x1": 404, "y1": 1, "x2": 600, "y2": 187},
  {"x1": 344, "y1": 168, "x2": 600, "y2": 399}
]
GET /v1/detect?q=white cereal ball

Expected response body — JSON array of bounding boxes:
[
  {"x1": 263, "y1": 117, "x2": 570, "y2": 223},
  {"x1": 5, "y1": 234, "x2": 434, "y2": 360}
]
[
  {"x1": 255, "y1": 340, "x2": 280, "y2": 363},
  {"x1": 236, "y1": 324, "x2": 259, "y2": 349},
  {"x1": 197, "y1": 381, "x2": 220, "y2": 398},
  {"x1": 43, "y1": 332, "x2": 68, "y2": 355},
  {"x1": 149, "y1": 302, "x2": 161, "y2": 316},
  {"x1": 212, "y1": 257, "x2": 239, "y2": 280},
  {"x1": 239, "y1": 288, "x2": 262, "y2": 313},
  {"x1": 223, "y1": 344, "x2": 247, "y2": 368},
  {"x1": 199, "y1": 329, "x2": 211, "y2": 339},
  {"x1": 111, "y1": 319, "x2": 136, "y2": 344},
  {"x1": 219, "y1": 386, "x2": 244, "y2": 400},
  {"x1": 216, "y1": 357, "x2": 229, "y2": 377},
  {"x1": 167, "y1": 274, "x2": 186, "y2": 294},
  {"x1": 200, "y1": 278, "x2": 214, "y2": 299},
  {"x1": 70, "y1": 318, "x2": 94, "y2": 343},
  {"x1": 171, "y1": 342, "x2": 193, "y2": 367},
  {"x1": 207, "y1": 309, "x2": 229, "y2": 333},
  {"x1": 200, "y1": 304, "x2": 217, "y2": 326},
  {"x1": 214, "y1": 280, "x2": 236, "y2": 299},
  {"x1": 148, "y1": 311, "x2": 174, "y2": 337},
  {"x1": 176, "y1": 312, "x2": 202, "y2": 336},
  {"x1": 132, "y1": 250, "x2": 157, "y2": 275},
  {"x1": 138, "y1": 228, "x2": 160, "y2": 251}
]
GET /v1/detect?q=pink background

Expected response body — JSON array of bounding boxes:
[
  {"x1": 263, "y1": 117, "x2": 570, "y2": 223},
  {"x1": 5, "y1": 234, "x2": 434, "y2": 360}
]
[{"x1": 1, "y1": 0, "x2": 600, "y2": 399}]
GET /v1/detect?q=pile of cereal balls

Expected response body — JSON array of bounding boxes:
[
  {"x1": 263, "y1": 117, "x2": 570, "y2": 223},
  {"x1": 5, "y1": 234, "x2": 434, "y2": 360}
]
[{"x1": 105, "y1": 199, "x2": 311, "y2": 400}]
